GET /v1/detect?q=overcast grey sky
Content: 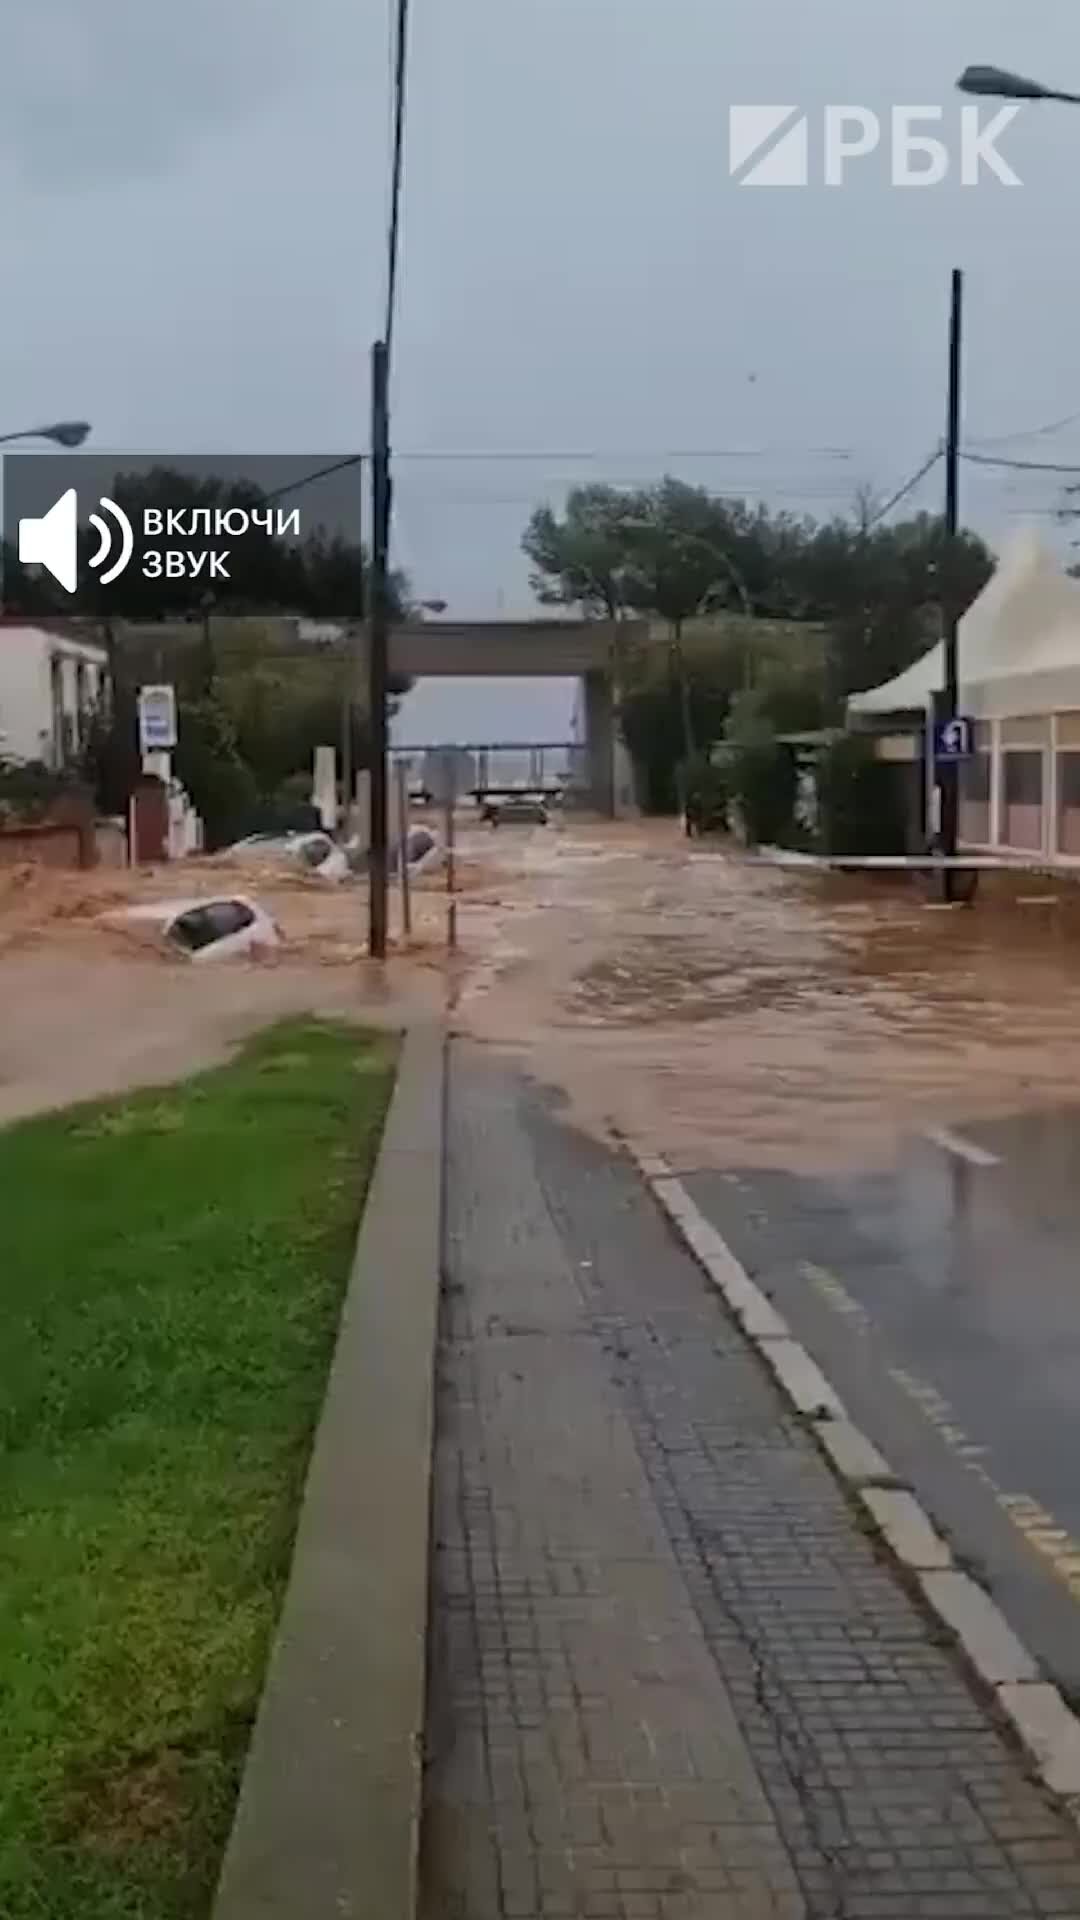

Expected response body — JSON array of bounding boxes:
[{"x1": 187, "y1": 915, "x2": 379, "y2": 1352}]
[{"x1": 5, "y1": 0, "x2": 1080, "y2": 735}]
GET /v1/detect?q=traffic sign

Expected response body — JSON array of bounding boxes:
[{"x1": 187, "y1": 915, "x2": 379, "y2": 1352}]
[
  {"x1": 934, "y1": 715, "x2": 974, "y2": 762},
  {"x1": 138, "y1": 684, "x2": 177, "y2": 754}
]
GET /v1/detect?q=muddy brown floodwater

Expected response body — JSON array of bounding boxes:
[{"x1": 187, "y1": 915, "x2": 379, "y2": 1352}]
[
  {"x1": 453, "y1": 819, "x2": 1080, "y2": 1173},
  {"x1": 0, "y1": 854, "x2": 451, "y2": 1125},
  {"x1": 7, "y1": 818, "x2": 1080, "y2": 1156}
]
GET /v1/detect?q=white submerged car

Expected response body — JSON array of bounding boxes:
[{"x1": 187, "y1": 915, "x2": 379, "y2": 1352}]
[
  {"x1": 226, "y1": 832, "x2": 350, "y2": 882},
  {"x1": 106, "y1": 896, "x2": 282, "y2": 961}
]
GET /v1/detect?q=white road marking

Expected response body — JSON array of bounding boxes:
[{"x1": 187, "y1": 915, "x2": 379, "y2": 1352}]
[
  {"x1": 924, "y1": 1125, "x2": 1001, "y2": 1168},
  {"x1": 628, "y1": 1141, "x2": 1080, "y2": 1809}
]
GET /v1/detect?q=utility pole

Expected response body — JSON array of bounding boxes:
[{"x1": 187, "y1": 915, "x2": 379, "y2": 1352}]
[
  {"x1": 368, "y1": 340, "x2": 391, "y2": 958},
  {"x1": 939, "y1": 267, "x2": 963, "y2": 900},
  {"x1": 344, "y1": 473, "x2": 368, "y2": 842}
]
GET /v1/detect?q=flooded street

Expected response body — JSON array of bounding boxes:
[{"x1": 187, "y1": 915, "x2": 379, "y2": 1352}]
[
  {"x1": 0, "y1": 854, "x2": 449, "y2": 1126},
  {"x1": 9, "y1": 815, "x2": 1080, "y2": 1688},
  {"x1": 454, "y1": 818, "x2": 1080, "y2": 1695},
  {"x1": 456, "y1": 817, "x2": 1080, "y2": 1172}
]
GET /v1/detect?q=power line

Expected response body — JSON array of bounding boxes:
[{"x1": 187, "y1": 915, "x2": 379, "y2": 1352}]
[
  {"x1": 961, "y1": 450, "x2": 1080, "y2": 474},
  {"x1": 257, "y1": 454, "x2": 366, "y2": 505},
  {"x1": 860, "y1": 451, "x2": 937, "y2": 529},
  {"x1": 402, "y1": 500, "x2": 871, "y2": 514},
  {"x1": 967, "y1": 406, "x2": 1080, "y2": 448},
  {"x1": 295, "y1": 443, "x2": 946, "y2": 469},
  {"x1": 387, "y1": 444, "x2": 860, "y2": 463},
  {"x1": 864, "y1": 447, "x2": 943, "y2": 527}
]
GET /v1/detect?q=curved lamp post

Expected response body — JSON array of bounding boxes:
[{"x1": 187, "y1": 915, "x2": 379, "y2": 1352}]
[
  {"x1": 0, "y1": 421, "x2": 91, "y2": 449},
  {"x1": 957, "y1": 64, "x2": 1080, "y2": 105}
]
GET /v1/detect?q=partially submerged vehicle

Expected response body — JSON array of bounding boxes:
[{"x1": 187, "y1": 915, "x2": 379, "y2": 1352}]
[
  {"x1": 107, "y1": 896, "x2": 282, "y2": 961},
  {"x1": 226, "y1": 832, "x2": 350, "y2": 881}
]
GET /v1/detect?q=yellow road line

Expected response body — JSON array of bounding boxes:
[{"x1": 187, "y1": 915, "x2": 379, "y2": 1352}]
[{"x1": 804, "y1": 1265, "x2": 1080, "y2": 1605}]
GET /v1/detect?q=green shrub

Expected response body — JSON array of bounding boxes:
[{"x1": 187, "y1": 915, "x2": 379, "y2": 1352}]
[
  {"x1": 174, "y1": 697, "x2": 259, "y2": 850},
  {"x1": 727, "y1": 732, "x2": 797, "y2": 848},
  {"x1": 815, "y1": 733, "x2": 907, "y2": 855},
  {"x1": 0, "y1": 758, "x2": 82, "y2": 823}
]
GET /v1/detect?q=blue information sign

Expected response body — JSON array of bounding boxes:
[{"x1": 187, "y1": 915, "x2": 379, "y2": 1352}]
[{"x1": 934, "y1": 716, "x2": 974, "y2": 762}]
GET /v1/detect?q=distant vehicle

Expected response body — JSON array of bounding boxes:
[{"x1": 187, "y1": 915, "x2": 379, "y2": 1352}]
[{"x1": 484, "y1": 795, "x2": 549, "y2": 827}]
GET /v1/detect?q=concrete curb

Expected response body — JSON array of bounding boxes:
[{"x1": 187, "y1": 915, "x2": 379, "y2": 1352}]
[
  {"x1": 213, "y1": 1021, "x2": 446, "y2": 1920},
  {"x1": 624, "y1": 1137, "x2": 1080, "y2": 1823}
]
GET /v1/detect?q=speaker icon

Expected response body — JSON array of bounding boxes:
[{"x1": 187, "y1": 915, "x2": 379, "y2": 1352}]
[
  {"x1": 18, "y1": 487, "x2": 78, "y2": 593},
  {"x1": 18, "y1": 490, "x2": 135, "y2": 594}
]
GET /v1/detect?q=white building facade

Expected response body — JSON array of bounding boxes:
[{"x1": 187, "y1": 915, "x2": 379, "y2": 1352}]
[
  {"x1": 849, "y1": 533, "x2": 1080, "y2": 863},
  {"x1": 0, "y1": 624, "x2": 109, "y2": 769}
]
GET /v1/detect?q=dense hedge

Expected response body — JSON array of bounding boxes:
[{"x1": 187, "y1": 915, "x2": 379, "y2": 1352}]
[{"x1": 815, "y1": 733, "x2": 907, "y2": 855}]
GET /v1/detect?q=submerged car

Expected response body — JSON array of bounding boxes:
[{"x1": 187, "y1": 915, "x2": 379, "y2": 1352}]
[
  {"x1": 226, "y1": 831, "x2": 349, "y2": 881},
  {"x1": 108, "y1": 896, "x2": 282, "y2": 961}
]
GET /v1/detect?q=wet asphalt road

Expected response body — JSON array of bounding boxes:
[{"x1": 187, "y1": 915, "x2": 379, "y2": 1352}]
[{"x1": 684, "y1": 1111, "x2": 1080, "y2": 1700}]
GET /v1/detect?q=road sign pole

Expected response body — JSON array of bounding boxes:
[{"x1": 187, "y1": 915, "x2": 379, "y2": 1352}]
[
  {"x1": 445, "y1": 776, "x2": 457, "y2": 952},
  {"x1": 368, "y1": 342, "x2": 390, "y2": 959},
  {"x1": 396, "y1": 757, "x2": 412, "y2": 940},
  {"x1": 940, "y1": 267, "x2": 963, "y2": 900}
]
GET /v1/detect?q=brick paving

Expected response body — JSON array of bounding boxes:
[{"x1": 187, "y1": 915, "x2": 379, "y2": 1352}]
[{"x1": 420, "y1": 1045, "x2": 1080, "y2": 1918}]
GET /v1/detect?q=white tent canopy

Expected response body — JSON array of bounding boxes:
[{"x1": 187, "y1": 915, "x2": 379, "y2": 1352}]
[{"x1": 848, "y1": 530, "x2": 1080, "y2": 723}]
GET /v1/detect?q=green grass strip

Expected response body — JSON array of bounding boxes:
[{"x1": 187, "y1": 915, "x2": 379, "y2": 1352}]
[{"x1": 0, "y1": 1018, "x2": 397, "y2": 1919}]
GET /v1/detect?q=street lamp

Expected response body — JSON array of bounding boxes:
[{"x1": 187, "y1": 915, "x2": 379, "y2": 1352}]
[
  {"x1": 0, "y1": 420, "x2": 91, "y2": 449},
  {"x1": 957, "y1": 64, "x2": 1080, "y2": 105}
]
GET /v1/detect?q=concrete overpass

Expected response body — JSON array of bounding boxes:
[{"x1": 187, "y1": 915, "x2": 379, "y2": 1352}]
[{"x1": 384, "y1": 618, "x2": 645, "y2": 816}]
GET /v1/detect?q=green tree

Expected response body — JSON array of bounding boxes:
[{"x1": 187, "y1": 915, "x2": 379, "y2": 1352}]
[
  {"x1": 618, "y1": 638, "x2": 745, "y2": 814},
  {"x1": 522, "y1": 483, "x2": 993, "y2": 697},
  {"x1": 522, "y1": 480, "x2": 995, "y2": 811},
  {"x1": 792, "y1": 511, "x2": 993, "y2": 701},
  {"x1": 523, "y1": 478, "x2": 758, "y2": 629},
  {"x1": 173, "y1": 696, "x2": 258, "y2": 850},
  {"x1": 225, "y1": 667, "x2": 371, "y2": 799},
  {"x1": 724, "y1": 657, "x2": 826, "y2": 739},
  {"x1": 522, "y1": 486, "x2": 636, "y2": 617}
]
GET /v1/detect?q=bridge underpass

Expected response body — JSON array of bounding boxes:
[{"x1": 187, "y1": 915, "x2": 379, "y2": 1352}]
[
  {"x1": 392, "y1": 743, "x2": 585, "y2": 805},
  {"x1": 383, "y1": 618, "x2": 643, "y2": 817}
]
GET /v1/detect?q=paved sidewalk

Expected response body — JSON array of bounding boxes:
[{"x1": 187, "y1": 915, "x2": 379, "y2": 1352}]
[{"x1": 420, "y1": 1045, "x2": 1080, "y2": 1919}]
